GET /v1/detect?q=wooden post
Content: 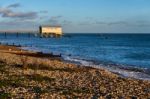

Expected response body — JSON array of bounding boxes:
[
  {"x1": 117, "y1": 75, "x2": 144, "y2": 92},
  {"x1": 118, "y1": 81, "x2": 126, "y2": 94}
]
[
  {"x1": 16, "y1": 32, "x2": 19, "y2": 37},
  {"x1": 28, "y1": 33, "x2": 30, "y2": 38},
  {"x1": 5, "y1": 32, "x2": 7, "y2": 38}
]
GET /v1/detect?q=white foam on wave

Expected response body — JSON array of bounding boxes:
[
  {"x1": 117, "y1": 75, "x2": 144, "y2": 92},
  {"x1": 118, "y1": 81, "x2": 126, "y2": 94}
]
[
  {"x1": 63, "y1": 56, "x2": 150, "y2": 81},
  {"x1": 63, "y1": 56, "x2": 94, "y2": 66},
  {"x1": 22, "y1": 47, "x2": 41, "y2": 52},
  {"x1": 19, "y1": 47, "x2": 150, "y2": 81},
  {"x1": 106, "y1": 67, "x2": 150, "y2": 81}
]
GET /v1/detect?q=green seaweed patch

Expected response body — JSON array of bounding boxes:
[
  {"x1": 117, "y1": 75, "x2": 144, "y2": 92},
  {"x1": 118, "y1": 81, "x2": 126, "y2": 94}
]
[
  {"x1": 50, "y1": 67, "x2": 76, "y2": 73},
  {"x1": 28, "y1": 63, "x2": 77, "y2": 73},
  {"x1": 0, "y1": 81, "x2": 9, "y2": 88},
  {"x1": 0, "y1": 76, "x2": 26, "y2": 88},
  {"x1": 25, "y1": 74, "x2": 55, "y2": 82},
  {"x1": 46, "y1": 86, "x2": 90, "y2": 95},
  {"x1": 0, "y1": 92, "x2": 11, "y2": 99},
  {"x1": 0, "y1": 67, "x2": 8, "y2": 74},
  {"x1": 0, "y1": 61, "x2": 7, "y2": 71},
  {"x1": 32, "y1": 86, "x2": 49, "y2": 94},
  {"x1": 33, "y1": 86, "x2": 42, "y2": 94},
  {"x1": 61, "y1": 87, "x2": 90, "y2": 95}
]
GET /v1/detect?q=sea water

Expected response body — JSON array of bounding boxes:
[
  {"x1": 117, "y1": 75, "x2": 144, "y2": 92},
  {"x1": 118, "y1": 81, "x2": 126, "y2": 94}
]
[{"x1": 0, "y1": 33, "x2": 150, "y2": 80}]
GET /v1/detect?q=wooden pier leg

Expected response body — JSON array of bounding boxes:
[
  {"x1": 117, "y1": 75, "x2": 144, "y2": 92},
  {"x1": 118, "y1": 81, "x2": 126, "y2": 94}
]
[
  {"x1": 28, "y1": 33, "x2": 30, "y2": 38},
  {"x1": 16, "y1": 33, "x2": 19, "y2": 37},
  {"x1": 5, "y1": 32, "x2": 7, "y2": 38}
]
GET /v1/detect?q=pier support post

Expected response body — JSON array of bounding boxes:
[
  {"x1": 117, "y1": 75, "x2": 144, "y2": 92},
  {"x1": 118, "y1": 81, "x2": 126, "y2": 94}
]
[
  {"x1": 16, "y1": 33, "x2": 19, "y2": 38},
  {"x1": 28, "y1": 33, "x2": 31, "y2": 38},
  {"x1": 4, "y1": 32, "x2": 7, "y2": 38}
]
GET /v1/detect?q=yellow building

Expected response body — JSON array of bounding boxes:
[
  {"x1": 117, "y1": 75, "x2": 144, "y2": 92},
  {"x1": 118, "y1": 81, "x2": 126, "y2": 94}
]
[{"x1": 39, "y1": 26, "x2": 63, "y2": 37}]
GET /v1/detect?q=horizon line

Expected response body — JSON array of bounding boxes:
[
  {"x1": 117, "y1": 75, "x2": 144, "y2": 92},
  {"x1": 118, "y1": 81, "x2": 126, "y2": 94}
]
[{"x1": 0, "y1": 32, "x2": 150, "y2": 34}]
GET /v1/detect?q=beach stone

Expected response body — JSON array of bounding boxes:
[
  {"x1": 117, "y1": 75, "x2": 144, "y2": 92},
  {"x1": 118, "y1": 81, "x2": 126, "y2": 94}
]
[
  {"x1": 105, "y1": 94, "x2": 112, "y2": 99},
  {"x1": 0, "y1": 46, "x2": 150, "y2": 98},
  {"x1": 131, "y1": 96, "x2": 137, "y2": 99}
]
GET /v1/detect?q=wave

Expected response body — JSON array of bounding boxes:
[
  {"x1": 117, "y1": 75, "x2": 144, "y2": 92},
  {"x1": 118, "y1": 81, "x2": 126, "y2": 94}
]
[
  {"x1": 63, "y1": 55, "x2": 150, "y2": 81},
  {"x1": 2, "y1": 34, "x2": 150, "y2": 81}
]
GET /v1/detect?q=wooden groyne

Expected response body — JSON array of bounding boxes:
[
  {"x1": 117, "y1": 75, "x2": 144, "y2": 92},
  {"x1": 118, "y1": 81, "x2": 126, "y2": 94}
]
[
  {"x1": 0, "y1": 43, "x2": 62, "y2": 59},
  {"x1": 0, "y1": 32, "x2": 63, "y2": 58}
]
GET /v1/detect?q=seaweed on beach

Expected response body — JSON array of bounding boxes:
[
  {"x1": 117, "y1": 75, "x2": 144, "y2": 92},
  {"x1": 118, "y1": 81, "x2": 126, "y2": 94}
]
[{"x1": 0, "y1": 92, "x2": 11, "y2": 99}]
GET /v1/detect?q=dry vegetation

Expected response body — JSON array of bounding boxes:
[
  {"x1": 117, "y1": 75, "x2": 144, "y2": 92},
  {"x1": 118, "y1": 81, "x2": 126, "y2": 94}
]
[{"x1": 0, "y1": 50, "x2": 150, "y2": 98}]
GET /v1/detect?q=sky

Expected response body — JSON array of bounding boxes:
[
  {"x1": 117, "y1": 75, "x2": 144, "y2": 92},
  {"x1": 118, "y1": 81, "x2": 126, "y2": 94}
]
[{"x1": 0, "y1": 0, "x2": 150, "y2": 33}]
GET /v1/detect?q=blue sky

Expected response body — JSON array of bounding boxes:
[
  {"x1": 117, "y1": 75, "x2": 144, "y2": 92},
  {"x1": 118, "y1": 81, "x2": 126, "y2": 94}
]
[{"x1": 0, "y1": 0, "x2": 150, "y2": 33}]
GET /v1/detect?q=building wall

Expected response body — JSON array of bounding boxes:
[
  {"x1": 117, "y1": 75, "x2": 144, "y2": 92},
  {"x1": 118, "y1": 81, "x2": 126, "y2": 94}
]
[{"x1": 41, "y1": 27, "x2": 62, "y2": 35}]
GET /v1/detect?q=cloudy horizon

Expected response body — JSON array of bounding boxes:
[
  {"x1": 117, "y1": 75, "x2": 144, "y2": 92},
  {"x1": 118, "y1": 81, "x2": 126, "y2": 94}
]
[{"x1": 0, "y1": 0, "x2": 150, "y2": 33}]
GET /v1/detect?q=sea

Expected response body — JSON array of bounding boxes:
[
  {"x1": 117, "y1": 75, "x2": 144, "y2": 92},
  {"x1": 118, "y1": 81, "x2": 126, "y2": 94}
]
[{"x1": 0, "y1": 33, "x2": 150, "y2": 80}]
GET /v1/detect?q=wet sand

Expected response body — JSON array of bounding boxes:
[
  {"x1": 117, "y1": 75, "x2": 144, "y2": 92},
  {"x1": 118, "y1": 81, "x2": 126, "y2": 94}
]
[{"x1": 0, "y1": 45, "x2": 150, "y2": 98}]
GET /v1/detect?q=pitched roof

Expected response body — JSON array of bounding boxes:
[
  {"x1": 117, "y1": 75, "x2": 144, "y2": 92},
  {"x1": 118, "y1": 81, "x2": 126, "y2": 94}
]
[{"x1": 40, "y1": 25, "x2": 61, "y2": 28}]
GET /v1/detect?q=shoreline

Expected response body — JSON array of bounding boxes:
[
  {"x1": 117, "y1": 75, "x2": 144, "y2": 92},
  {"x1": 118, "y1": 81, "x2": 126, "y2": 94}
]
[
  {"x1": 10, "y1": 44, "x2": 150, "y2": 80},
  {"x1": 0, "y1": 44, "x2": 150, "y2": 98},
  {"x1": 21, "y1": 45, "x2": 150, "y2": 81}
]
